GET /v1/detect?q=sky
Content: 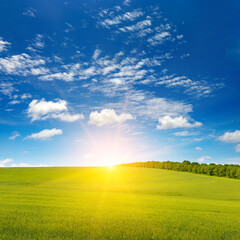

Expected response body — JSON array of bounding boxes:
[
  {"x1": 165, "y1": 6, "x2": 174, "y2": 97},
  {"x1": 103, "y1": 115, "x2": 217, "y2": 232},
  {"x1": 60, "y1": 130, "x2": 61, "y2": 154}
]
[{"x1": 0, "y1": 0, "x2": 240, "y2": 167}]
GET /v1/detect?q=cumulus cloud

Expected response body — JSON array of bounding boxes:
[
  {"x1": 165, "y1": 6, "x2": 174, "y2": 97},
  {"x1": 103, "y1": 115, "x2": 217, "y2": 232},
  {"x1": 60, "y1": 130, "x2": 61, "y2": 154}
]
[
  {"x1": 28, "y1": 99, "x2": 67, "y2": 120},
  {"x1": 89, "y1": 108, "x2": 134, "y2": 126},
  {"x1": 27, "y1": 99, "x2": 84, "y2": 122},
  {"x1": 218, "y1": 130, "x2": 240, "y2": 143},
  {"x1": 25, "y1": 128, "x2": 62, "y2": 140},
  {"x1": 157, "y1": 116, "x2": 202, "y2": 130},
  {"x1": 195, "y1": 146, "x2": 202, "y2": 151},
  {"x1": 198, "y1": 156, "x2": 211, "y2": 163},
  {"x1": 0, "y1": 38, "x2": 11, "y2": 52}
]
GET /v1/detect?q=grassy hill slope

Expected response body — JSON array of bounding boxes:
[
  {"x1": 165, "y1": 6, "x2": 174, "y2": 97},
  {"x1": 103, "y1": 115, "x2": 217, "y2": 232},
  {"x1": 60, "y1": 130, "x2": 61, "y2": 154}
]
[{"x1": 0, "y1": 167, "x2": 239, "y2": 239}]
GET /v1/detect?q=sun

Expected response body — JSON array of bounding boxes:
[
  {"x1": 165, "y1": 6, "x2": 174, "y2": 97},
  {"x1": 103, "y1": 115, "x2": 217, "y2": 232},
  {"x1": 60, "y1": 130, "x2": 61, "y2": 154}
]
[
  {"x1": 81, "y1": 134, "x2": 135, "y2": 167},
  {"x1": 107, "y1": 163, "x2": 115, "y2": 168}
]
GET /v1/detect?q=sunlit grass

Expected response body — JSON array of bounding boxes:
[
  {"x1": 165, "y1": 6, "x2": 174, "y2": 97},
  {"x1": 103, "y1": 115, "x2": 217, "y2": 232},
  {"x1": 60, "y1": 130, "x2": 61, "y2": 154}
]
[{"x1": 0, "y1": 167, "x2": 239, "y2": 239}]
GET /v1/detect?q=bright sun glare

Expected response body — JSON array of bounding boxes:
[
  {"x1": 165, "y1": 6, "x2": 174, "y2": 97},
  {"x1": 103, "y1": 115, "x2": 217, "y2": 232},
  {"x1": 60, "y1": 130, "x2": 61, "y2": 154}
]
[{"x1": 82, "y1": 134, "x2": 135, "y2": 167}]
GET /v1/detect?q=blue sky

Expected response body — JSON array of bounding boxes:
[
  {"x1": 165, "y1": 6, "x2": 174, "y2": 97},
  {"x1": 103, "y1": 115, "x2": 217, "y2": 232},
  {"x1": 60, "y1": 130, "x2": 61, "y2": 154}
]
[{"x1": 0, "y1": 0, "x2": 240, "y2": 167}]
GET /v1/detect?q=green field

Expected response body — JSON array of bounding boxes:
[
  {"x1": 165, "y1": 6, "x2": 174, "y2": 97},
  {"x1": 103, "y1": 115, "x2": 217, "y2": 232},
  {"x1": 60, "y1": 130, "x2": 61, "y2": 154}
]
[{"x1": 0, "y1": 167, "x2": 240, "y2": 240}]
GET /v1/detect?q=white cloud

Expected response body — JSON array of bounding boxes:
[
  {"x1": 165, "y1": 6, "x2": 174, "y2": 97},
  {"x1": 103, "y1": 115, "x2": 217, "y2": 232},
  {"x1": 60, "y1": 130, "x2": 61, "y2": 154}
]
[
  {"x1": 9, "y1": 132, "x2": 20, "y2": 140},
  {"x1": 89, "y1": 108, "x2": 134, "y2": 126},
  {"x1": 134, "y1": 98, "x2": 193, "y2": 120},
  {"x1": 119, "y1": 19, "x2": 151, "y2": 33},
  {"x1": 218, "y1": 130, "x2": 240, "y2": 143},
  {"x1": 123, "y1": 0, "x2": 131, "y2": 6},
  {"x1": 174, "y1": 131, "x2": 197, "y2": 137},
  {"x1": 176, "y1": 34, "x2": 184, "y2": 40},
  {"x1": 99, "y1": 9, "x2": 144, "y2": 28},
  {"x1": 0, "y1": 38, "x2": 11, "y2": 52},
  {"x1": 92, "y1": 49, "x2": 102, "y2": 60},
  {"x1": 10, "y1": 163, "x2": 32, "y2": 167},
  {"x1": 39, "y1": 72, "x2": 75, "y2": 81},
  {"x1": 65, "y1": 22, "x2": 75, "y2": 33},
  {"x1": 27, "y1": 99, "x2": 84, "y2": 122},
  {"x1": 25, "y1": 128, "x2": 63, "y2": 140},
  {"x1": 157, "y1": 116, "x2": 202, "y2": 130},
  {"x1": 0, "y1": 158, "x2": 46, "y2": 167},
  {"x1": 48, "y1": 113, "x2": 84, "y2": 122},
  {"x1": 156, "y1": 75, "x2": 223, "y2": 97},
  {"x1": 198, "y1": 156, "x2": 211, "y2": 163},
  {"x1": 0, "y1": 53, "x2": 46, "y2": 76},
  {"x1": 23, "y1": 8, "x2": 37, "y2": 17},
  {"x1": 0, "y1": 82, "x2": 15, "y2": 97},
  {"x1": 9, "y1": 100, "x2": 20, "y2": 105},
  {"x1": 147, "y1": 32, "x2": 171, "y2": 46},
  {"x1": 195, "y1": 146, "x2": 202, "y2": 151},
  {"x1": 10, "y1": 163, "x2": 48, "y2": 167},
  {"x1": 235, "y1": 144, "x2": 240, "y2": 153},
  {"x1": 21, "y1": 93, "x2": 32, "y2": 100},
  {"x1": 0, "y1": 158, "x2": 13, "y2": 167},
  {"x1": 28, "y1": 99, "x2": 67, "y2": 120},
  {"x1": 26, "y1": 34, "x2": 45, "y2": 52}
]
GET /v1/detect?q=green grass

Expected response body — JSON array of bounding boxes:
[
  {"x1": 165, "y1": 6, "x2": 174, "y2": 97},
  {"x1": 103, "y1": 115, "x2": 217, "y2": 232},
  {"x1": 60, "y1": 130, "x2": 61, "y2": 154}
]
[{"x1": 0, "y1": 167, "x2": 240, "y2": 240}]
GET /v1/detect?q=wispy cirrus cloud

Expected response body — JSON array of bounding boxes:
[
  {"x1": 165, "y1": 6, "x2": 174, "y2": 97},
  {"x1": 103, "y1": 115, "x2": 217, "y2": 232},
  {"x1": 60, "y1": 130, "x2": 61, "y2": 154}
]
[
  {"x1": 25, "y1": 128, "x2": 63, "y2": 140},
  {"x1": 0, "y1": 82, "x2": 15, "y2": 97},
  {"x1": 26, "y1": 34, "x2": 45, "y2": 52},
  {"x1": 98, "y1": 9, "x2": 144, "y2": 28},
  {"x1": 174, "y1": 131, "x2": 198, "y2": 137},
  {"x1": 156, "y1": 74, "x2": 224, "y2": 97},
  {"x1": 236, "y1": 144, "x2": 240, "y2": 153},
  {"x1": 123, "y1": 0, "x2": 131, "y2": 6},
  {"x1": 23, "y1": 8, "x2": 37, "y2": 17},
  {"x1": 119, "y1": 19, "x2": 152, "y2": 33},
  {"x1": 147, "y1": 31, "x2": 171, "y2": 46},
  {"x1": 0, "y1": 37, "x2": 11, "y2": 52},
  {"x1": 0, "y1": 53, "x2": 47, "y2": 76},
  {"x1": 0, "y1": 158, "x2": 46, "y2": 167},
  {"x1": 9, "y1": 132, "x2": 20, "y2": 140},
  {"x1": 0, "y1": 158, "x2": 13, "y2": 167},
  {"x1": 96, "y1": 5, "x2": 180, "y2": 48},
  {"x1": 130, "y1": 97, "x2": 193, "y2": 120},
  {"x1": 64, "y1": 22, "x2": 75, "y2": 33}
]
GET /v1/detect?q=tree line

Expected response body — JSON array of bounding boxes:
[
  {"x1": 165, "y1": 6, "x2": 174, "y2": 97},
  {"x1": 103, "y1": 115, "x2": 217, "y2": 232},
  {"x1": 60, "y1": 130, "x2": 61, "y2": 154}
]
[{"x1": 119, "y1": 161, "x2": 240, "y2": 179}]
